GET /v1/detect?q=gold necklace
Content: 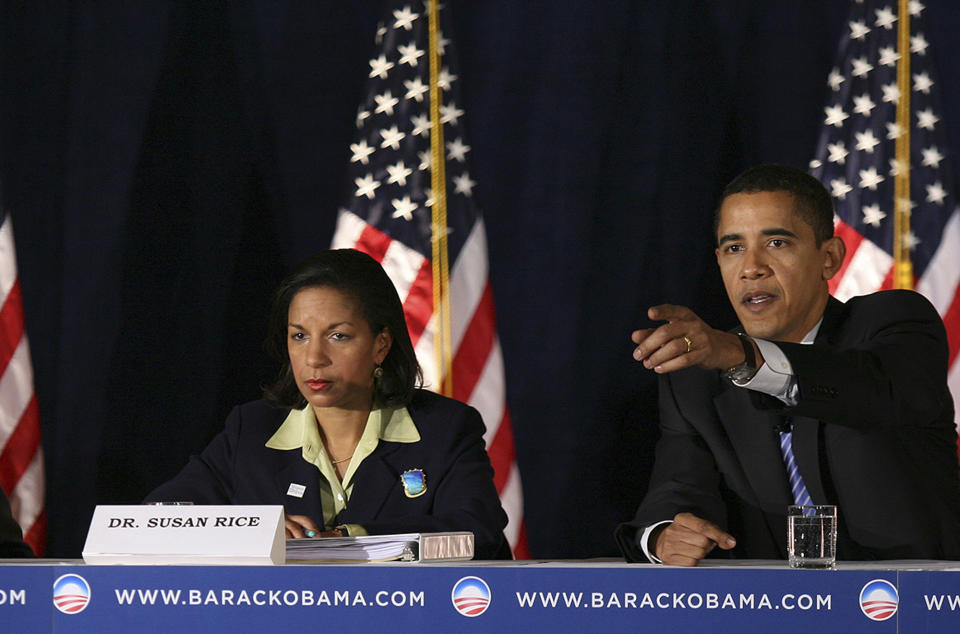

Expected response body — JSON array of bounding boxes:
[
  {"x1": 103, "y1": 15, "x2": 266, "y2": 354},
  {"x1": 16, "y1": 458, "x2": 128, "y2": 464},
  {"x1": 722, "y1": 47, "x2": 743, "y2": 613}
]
[{"x1": 328, "y1": 452, "x2": 352, "y2": 465}]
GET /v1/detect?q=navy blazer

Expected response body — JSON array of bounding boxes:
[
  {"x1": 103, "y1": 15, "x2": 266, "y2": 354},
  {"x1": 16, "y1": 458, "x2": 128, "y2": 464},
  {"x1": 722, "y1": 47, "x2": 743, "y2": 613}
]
[
  {"x1": 618, "y1": 290, "x2": 960, "y2": 561},
  {"x1": 146, "y1": 390, "x2": 511, "y2": 559}
]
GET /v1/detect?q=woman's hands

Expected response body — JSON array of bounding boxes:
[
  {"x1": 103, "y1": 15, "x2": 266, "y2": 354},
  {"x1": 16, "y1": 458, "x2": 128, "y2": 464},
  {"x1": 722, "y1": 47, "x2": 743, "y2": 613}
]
[{"x1": 284, "y1": 514, "x2": 340, "y2": 538}]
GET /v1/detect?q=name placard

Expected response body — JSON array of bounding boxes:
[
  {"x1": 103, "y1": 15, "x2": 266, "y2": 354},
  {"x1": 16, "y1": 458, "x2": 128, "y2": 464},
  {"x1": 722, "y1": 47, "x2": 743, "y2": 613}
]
[{"x1": 82, "y1": 505, "x2": 285, "y2": 565}]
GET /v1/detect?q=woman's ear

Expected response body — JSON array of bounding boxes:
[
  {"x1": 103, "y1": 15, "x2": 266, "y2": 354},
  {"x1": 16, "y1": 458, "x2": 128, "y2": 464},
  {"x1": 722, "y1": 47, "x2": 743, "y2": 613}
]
[{"x1": 375, "y1": 328, "x2": 393, "y2": 364}]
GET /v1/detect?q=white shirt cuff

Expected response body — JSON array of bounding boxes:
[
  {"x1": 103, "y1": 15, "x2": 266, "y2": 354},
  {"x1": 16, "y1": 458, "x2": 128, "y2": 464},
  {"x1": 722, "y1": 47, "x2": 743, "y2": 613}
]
[
  {"x1": 640, "y1": 520, "x2": 673, "y2": 564},
  {"x1": 734, "y1": 339, "x2": 797, "y2": 404}
]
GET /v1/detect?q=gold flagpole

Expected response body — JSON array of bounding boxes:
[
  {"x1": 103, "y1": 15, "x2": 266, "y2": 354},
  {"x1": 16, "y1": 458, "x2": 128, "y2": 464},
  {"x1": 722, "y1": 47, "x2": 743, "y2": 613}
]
[
  {"x1": 893, "y1": 0, "x2": 913, "y2": 289},
  {"x1": 427, "y1": 2, "x2": 454, "y2": 395}
]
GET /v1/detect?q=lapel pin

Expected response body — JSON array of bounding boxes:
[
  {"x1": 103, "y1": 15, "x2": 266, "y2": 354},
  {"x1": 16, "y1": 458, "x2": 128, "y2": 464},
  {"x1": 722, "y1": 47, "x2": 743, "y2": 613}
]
[
  {"x1": 400, "y1": 469, "x2": 427, "y2": 498},
  {"x1": 287, "y1": 483, "x2": 306, "y2": 498}
]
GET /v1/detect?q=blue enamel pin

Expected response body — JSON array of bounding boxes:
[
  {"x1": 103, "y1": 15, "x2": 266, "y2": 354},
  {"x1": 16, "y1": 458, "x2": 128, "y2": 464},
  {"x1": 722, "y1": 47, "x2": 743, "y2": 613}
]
[{"x1": 400, "y1": 469, "x2": 427, "y2": 498}]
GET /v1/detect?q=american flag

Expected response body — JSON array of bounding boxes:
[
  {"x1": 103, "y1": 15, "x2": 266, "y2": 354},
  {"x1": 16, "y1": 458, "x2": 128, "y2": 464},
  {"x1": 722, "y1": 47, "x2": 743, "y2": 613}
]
[
  {"x1": 330, "y1": 1, "x2": 528, "y2": 557},
  {"x1": 0, "y1": 208, "x2": 45, "y2": 555},
  {"x1": 810, "y1": 0, "x2": 960, "y2": 429}
]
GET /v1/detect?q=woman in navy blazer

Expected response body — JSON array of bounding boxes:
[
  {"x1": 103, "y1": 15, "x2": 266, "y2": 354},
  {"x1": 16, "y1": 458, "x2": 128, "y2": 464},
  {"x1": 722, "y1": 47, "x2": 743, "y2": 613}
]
[{"x1": 146, "y1": 249, "x2": 511, "y2": 559}]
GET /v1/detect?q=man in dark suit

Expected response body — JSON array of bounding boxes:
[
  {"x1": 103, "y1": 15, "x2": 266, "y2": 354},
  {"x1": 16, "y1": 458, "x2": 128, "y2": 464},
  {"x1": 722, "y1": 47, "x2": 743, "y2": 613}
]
[
  {"x1": 1, "y1": 487, "x2": 34, "y2": 558},
  {"x1": 617, "y1": 164, "x2": 960, "y2": 565}
]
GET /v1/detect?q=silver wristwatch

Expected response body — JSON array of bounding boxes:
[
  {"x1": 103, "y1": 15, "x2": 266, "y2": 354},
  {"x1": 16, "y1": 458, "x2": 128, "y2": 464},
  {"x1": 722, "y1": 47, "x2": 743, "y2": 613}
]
[{"x1": 724, "y1": 333, "x2": 758, "y2": 383}]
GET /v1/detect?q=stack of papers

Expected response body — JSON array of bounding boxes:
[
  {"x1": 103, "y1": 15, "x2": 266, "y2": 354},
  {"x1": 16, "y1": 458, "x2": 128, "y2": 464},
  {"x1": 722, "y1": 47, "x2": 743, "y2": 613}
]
[{"x1": 285, "y1": 532, "x2": 474, "y2": 563}]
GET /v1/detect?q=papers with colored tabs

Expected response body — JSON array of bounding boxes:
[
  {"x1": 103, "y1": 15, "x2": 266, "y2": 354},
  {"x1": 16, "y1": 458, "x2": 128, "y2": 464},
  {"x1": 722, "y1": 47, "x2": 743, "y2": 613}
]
[{"x1": 285, "y1": 532, "x2": 474, "y2": 563}]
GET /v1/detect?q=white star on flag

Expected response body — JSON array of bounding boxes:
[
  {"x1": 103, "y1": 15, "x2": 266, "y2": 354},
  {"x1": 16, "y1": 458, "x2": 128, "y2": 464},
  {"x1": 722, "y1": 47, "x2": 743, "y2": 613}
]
[
  {"x1": 911, "y1": 33, "x2": 929, "y2": 55},
  {"x1": 885, "y1": 121, "x2": 903, "y2": 139},
  {"x1": 446, "y1": 138, "x2": 471, "y2": 162},
  {"x1": 889, "y1": 157, "x2": 904, "y2": 176},
  {"x1": 925, "y1": 181, "x2": 947, "y2": 204},
  {"x1": 397, "y1": 43, "x2": 424, "y2": 67},
  {"x1": 403, "y1": 77, "x2": 430, "y2": 103},
  {"x1": 850, "y1": 20, "x2": 871, "y2": 40},
  {"x1": 390, "y1": 195, "x2": 418, "y2": 221},
  {"x1": 831, "y1": 178, "x2": 853, "y2": 199},
  {"x1": 417, "y1": 149, "x2": 431, "y2": 171},
  {"x1": 913, "y1": 72, "x2": 933, "y2": 94},
  {"x1": 369, "y1": 55, "x2": 395, "y2": 80},
  {"x1": 855, "y1": 129, "x2": 881, "y2": 153},
  {"x1": 825, "y1": 105, "x2": 849, "y2": 127},
  {"x1": 917, "y1": 108, "x2": 939, "y2": 130},
  {"x1": 438, "y1": 68, "x2": 457, "y2": 90},
  {"x1": 411, "y1": 114, "x2": 430, "y2": 137},
  {"x1": 379, "y1": 125, "x2": 406, "y2": 150},
  {"x1": 853, "y1": 94, "x2": 876, "y2": 116},
  {"x1": 861, "y1": 203, "x2": 887, "y2": 227},
  {"x1": 874, "y1": 7, "x2": 897, "y2": 29},
  {"x1": 920, "y1": 146, "x2": 944, "y2": 168},
  {"x1": 435, "y1": 31, "x2": 450, "y2": 55},
  {"x1": 859, "y1": 167, "x2": 885, "y2": 190},
  {"x1": 851, "y1": 56, "x2": 874, "y2": 77},
  {"x1": 453, "y1": 172, "x2": 476, "y2": 196},
  {"x1": 374, "y1": 91, "x2": 400, "y2": 116},
  {"x1": 386, "y1": 161, "x2": 413, "y2": 186},
  {"x1": 403, "y1": 78, "x2": 429, "y2": 102},
  {"x1": 881, "y1": 82, "x2": 900, "y2": 103},
  {"x1": 356, "y1": 109, "x2": 370, "y2": 128},
  {"x1": 350, "y1": 140, "x2": 375, "y2": 165},
  {"x1": 440, "y1": 103, "x2": 465, "y2": 125},
  {"x1": 909, "y1": 0, "x2": 925, "y2": 16},
  {"x1": 354, "y1": 174, "x2": 381, "y2": 199},
  {"x1": 878, "y1": 46, "x2": 900, "y2": 67},
  {"x1": 828, "y1": 69, "x2": 845, "y2": 91},
  {"x1": 392, "y1": 6, "x2": 419, "y2": 30},
  {"x1": 827, "y1": 141, "x2": 849, "y2": 164},
  {"x1": 903, "y1": 231, "x2": 920, "y2": 250},
  {"x1": 895, "y1": 196, "x2": 917, "y2": 214}
]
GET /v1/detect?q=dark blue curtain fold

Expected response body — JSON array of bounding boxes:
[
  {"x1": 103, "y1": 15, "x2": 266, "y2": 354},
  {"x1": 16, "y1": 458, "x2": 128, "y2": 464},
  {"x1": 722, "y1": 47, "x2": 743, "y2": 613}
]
[{"x1": 2, "y1": 1, "x2": 958, "y2": 557}]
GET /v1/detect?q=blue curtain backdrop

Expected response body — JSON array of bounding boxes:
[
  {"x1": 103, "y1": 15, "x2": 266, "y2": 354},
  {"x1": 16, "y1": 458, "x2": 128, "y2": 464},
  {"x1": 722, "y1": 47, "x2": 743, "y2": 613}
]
[{"x1": 2, "y1": 1, "x2": 958, "y2": 557}]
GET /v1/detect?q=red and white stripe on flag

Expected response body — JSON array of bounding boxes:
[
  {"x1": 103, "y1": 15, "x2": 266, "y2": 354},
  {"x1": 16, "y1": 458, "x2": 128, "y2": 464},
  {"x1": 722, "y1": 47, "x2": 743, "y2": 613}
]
[
  {"x1": 0, "y1": 213, "x2": 45, "y2": 555},
  {"x1": 333, "y1": 209, "x2": 529, "y2": 558}
]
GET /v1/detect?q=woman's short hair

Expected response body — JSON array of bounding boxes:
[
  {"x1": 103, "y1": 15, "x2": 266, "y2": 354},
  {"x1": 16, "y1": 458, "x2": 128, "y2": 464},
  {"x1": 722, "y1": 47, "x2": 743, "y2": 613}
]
[{"x1": 263, "y1": 249, "x2": 422, "y2": 408}]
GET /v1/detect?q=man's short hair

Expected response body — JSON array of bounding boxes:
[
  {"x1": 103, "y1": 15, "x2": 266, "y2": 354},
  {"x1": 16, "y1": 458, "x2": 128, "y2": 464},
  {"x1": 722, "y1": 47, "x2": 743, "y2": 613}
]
[{"x1": 717, "y1": 164, "x2": 836, "y2": 246}]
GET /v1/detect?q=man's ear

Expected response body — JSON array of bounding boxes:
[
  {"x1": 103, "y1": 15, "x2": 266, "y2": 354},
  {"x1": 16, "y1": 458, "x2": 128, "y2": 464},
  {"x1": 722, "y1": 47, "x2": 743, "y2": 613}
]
[{"x1": 821, "y1": 236, "x2": 846, "y2": 280}]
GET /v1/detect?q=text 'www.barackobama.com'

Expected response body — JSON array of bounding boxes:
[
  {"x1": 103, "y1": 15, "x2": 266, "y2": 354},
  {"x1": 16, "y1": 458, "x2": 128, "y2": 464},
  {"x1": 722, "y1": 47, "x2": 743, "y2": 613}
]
[
  {"x1": 114, "y1": 588, "x2": 425, "y2": 608},
  {"x1": 515, "y1": 591, "x2": 833, "y2": 611}
]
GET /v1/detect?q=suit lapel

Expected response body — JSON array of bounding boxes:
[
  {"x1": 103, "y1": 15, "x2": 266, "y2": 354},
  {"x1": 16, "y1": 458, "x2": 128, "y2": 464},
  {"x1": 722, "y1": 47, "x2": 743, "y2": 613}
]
[
  {"x1": 271, "y1": 450, "x2": 325, "y2": 518},
  {"x1": 788, "y1": 296, "x2": 844, "y2": 506},
  {"x1": 789, "y1": 414, "x2": 827, "y2": 505},
  {"x1": 339, "y1": 441, "x2": 404, "y2": 521},
  {"x1": 713, "y1": 386, "x2": 793, "y2": 514}
]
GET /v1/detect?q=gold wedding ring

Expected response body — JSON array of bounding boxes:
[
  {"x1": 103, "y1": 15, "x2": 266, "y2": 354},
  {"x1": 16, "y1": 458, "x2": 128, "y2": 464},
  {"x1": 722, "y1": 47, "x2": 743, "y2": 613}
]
[{"x1": 682, "y1": 336, "x2": 693, "y2": 353}]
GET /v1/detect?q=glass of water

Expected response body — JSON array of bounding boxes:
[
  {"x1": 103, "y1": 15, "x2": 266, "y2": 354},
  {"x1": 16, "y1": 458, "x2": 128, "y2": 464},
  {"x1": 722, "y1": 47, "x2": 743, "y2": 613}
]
[{"x1": 787, "y1": 505, "x2": 837, "y2": 569}]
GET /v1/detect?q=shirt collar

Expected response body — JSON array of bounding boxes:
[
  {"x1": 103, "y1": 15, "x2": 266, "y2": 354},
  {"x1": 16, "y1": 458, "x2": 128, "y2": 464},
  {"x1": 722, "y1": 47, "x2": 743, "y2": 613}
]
[
  {"x1": 802, "y1": 318, "x2": 823, "y2": 345},
  {"x1": 265, "y1": 402, "x2": 420, "y2": 451}
]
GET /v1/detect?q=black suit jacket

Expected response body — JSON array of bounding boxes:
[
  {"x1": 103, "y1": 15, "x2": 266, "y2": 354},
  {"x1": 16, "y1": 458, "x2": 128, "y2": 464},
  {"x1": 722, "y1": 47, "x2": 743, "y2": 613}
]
[
  {"x1": 618, "y1": 290, "x2": 960, "y2": 561},
  {"x1": 0, "y1": 486, "x2": 34, "y2": 558},
  {"x1": 146, "y1": 390, "x2": 511, "y2": 559}
]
